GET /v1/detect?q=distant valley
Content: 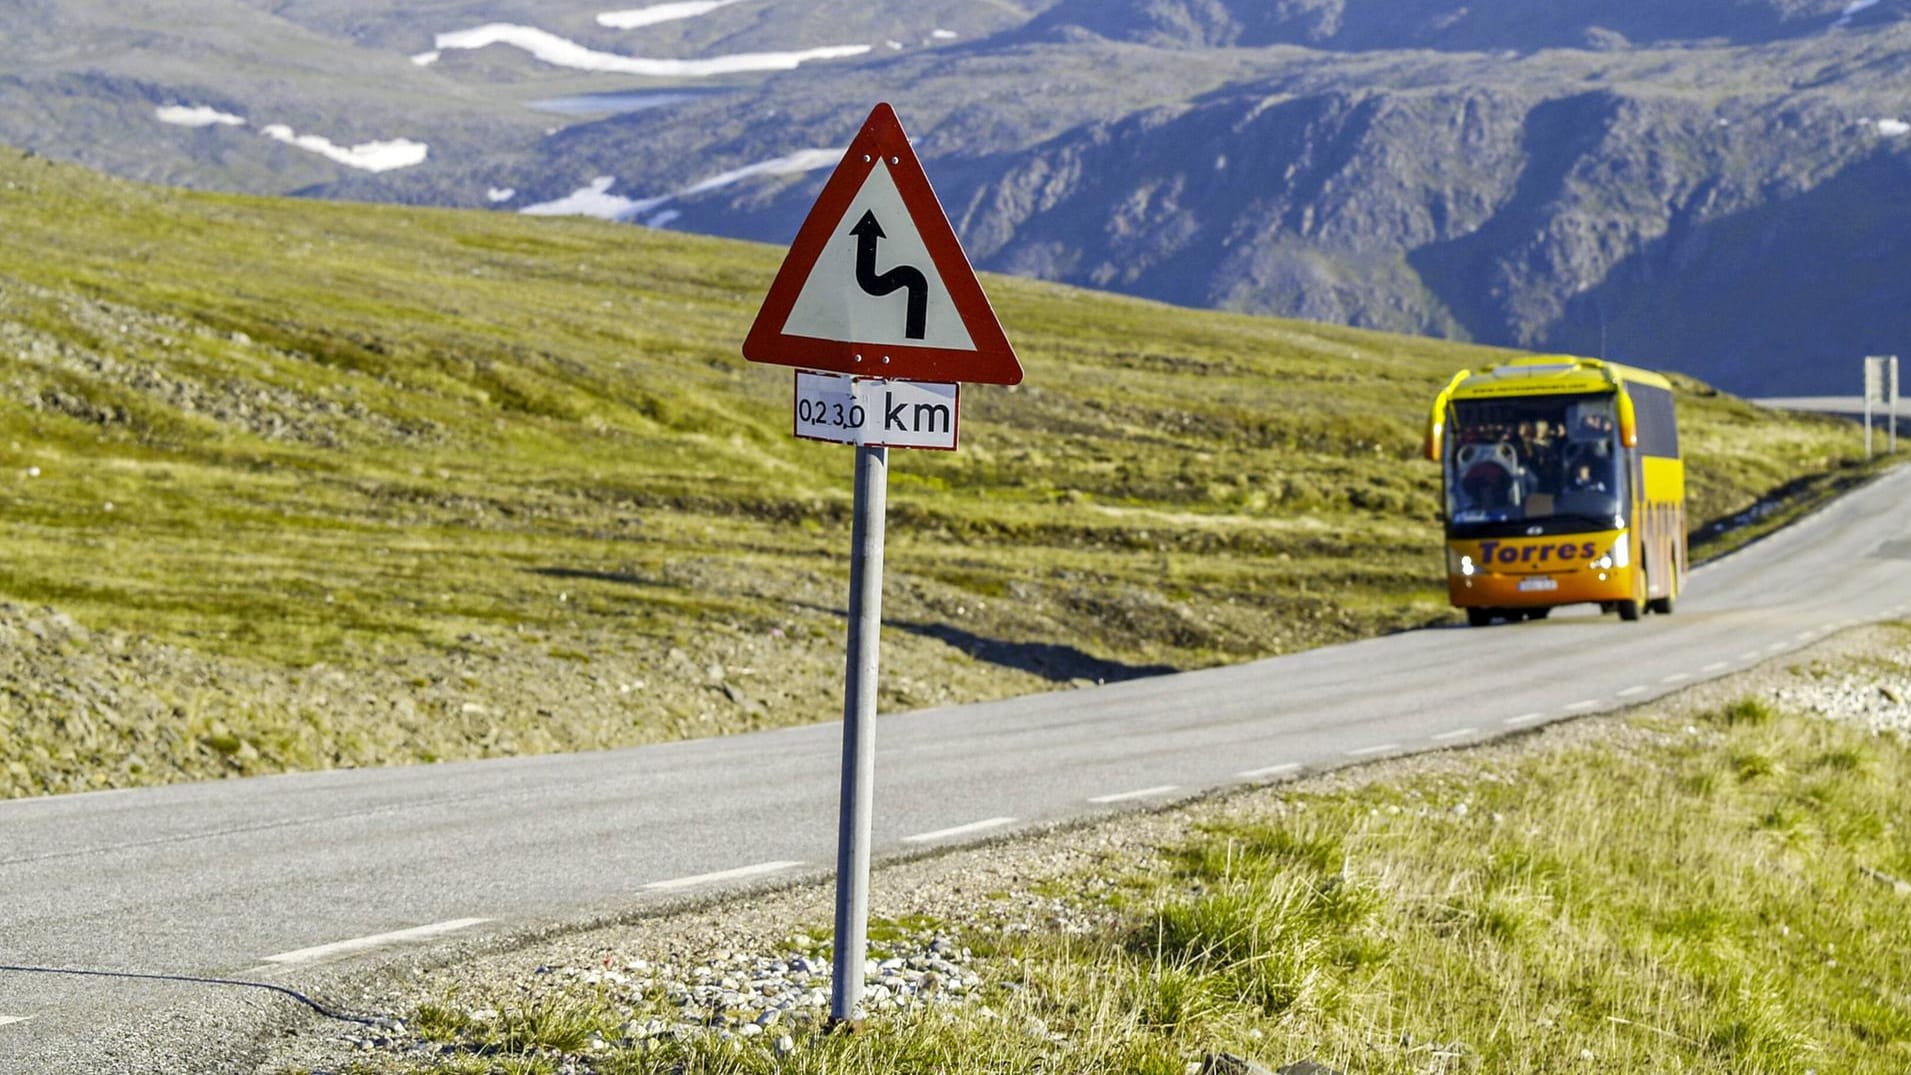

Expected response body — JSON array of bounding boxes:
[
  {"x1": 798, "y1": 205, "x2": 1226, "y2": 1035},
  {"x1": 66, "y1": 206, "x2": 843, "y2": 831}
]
[{"x1": 3, "y1": 0, "x2": 1908, "y2": 395}]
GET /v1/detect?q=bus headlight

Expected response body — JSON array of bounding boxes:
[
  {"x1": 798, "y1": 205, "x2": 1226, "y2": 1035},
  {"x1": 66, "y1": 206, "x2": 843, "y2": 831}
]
[
  {"x1": 1595, "y1": 541, "x2": 1630, "y2": 570},
  {"x1": 1447, "y1": 548, "x2": 1476, "y2": 576}
]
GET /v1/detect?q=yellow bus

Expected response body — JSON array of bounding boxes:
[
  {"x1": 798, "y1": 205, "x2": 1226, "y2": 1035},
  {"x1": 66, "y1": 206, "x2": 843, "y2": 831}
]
[{"x1": 1425, "y1": 356, "x2": 1686, "y2": 626}]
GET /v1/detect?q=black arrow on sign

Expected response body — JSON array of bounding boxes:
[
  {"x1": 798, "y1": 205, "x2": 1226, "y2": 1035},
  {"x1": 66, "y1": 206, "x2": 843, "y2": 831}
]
[{"x1": 849, "y1": 210, "x2": 928, "y2": 340}]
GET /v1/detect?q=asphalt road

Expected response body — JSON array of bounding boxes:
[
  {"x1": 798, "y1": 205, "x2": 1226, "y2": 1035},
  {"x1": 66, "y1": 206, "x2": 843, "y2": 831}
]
[{"x1": 4, "y1": 462, "x2": 1910, "y2": 1073}]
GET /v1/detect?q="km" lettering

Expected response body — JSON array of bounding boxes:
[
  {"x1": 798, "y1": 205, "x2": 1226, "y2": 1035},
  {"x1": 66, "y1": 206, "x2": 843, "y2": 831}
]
[{"x1": 885, "y1": 392, "x2": 951, "y2": 434}]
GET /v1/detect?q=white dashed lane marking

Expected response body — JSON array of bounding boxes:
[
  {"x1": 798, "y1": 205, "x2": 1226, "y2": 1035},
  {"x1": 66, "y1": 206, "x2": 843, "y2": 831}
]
[
  {"x1": 1089, "y1": 785, "x2": 1178, "y2": 804},
  {"x1": 641, "y1": 861, "x2": 803, "y2": 893},
  {"x1": 1431, "y1": 727, "x2": 1479, "y2": 742},
  {"x1": 1504, "y1": 712, "x2": 1547, "y2": 727},
  {"x1": 1765, "y1": 642, "x2": 1788, "y2": 653},
  {"x1": 1739, "y1": 651, "x2": 1763, "y2": 661},
  {"x1": 1702, "y1": 661, "x2": 1730, "y2": 673},
  {"x1": 1235, "y1": 763, "x2": 1300, "y2": 780},
  {"x1": 1662, "y1": 673, "x2": 1691, "y2": 684},
  {"x1": 1346, "y1": 744, "x2": 1399, "y2": 758},
  {"x1": 1616, "y1": 686, "x2": 1648, "y2": 698},
  {"x1": 902, "y1": 818, "x2": 1016, "y2": 844},
  {"x1": 262, "y1": 918, "x2": 490, "y2": 965},
  {"x1": 1563, "y1": 700, "x2": 1600, "y2": 713},
  {"x1": 0, "y1": 1016, "x2": 32, "y2": 1029}
]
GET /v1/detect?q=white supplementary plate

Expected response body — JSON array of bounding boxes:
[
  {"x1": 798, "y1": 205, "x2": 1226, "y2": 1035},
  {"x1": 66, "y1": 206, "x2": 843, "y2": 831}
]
[{"x1": 794, "y1": 371, "x2": 958, "y2": 451}]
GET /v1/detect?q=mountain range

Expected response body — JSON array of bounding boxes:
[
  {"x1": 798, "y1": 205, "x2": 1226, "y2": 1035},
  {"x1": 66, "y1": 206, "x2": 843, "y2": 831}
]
[{"x1": 3, "y1": 0, "x2": 1907, "y2": 395}]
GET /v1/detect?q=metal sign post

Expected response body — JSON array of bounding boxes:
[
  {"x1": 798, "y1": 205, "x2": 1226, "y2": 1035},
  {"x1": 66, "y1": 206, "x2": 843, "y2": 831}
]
[
  {"x1": 1891, "y1": 356, "x2": 1900, "y2": 455},
  {"x1": 830, "y1": 444, "x2": 886, "y2": 1026},
  {"x1": 1864, "y1": 357, "x2": 1883, "y2": 458}
]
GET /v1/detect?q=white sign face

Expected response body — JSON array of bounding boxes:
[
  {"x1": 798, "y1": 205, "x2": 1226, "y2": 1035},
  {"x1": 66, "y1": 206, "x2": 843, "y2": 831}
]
[
  {"x1": 1866, "y1": 356, "x2": 1887, "y2": 402},
  {"x1": 780, "y1": 162, "x2": 978, "y2": 353},
  {"x1": 794, "y1": 370, "x2": 959, "y2": 451}
]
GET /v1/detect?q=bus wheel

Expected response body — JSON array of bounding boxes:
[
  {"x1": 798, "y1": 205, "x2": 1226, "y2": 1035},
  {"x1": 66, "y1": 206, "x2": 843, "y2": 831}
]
[
  {"x1": 1648, "y1": 592, "x2": 1675, "y2": 616},
  {"x1": 1528, "y1": 607, "x2": 1552, "y2": 620},
  {"x1": 1617, "y1": 599, "x2": 1641, "y2": 622},
  {"x1": 1466, "y1": 607, "x2": 1494, "y2": 627}
]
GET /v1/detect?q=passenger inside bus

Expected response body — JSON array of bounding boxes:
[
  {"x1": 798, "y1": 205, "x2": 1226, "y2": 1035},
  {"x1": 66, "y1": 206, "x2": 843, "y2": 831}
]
[{"x1": 1447, "y1": 397, "x2": 1619, "y2": 523}]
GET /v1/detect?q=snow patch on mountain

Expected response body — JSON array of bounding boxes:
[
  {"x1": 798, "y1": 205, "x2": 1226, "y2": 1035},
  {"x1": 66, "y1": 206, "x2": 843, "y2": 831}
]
[
  {"x1": 1835, "y1": 0, "x2": 1881, "y2": 25},
  {"x1": 1880, "y1": 118, "x2": 1910, "y2": 136},
  {"x1": 261, "y1": 125, "x2": 428, "y2": 172},
  {"x1": 521, "y1": 177, "x2": 670, "y2": 219},
  {"x1": 517, "y1": 149, "x2": 840, "y2": 222},
  {"x1": 155, "y1": 105, "x2": 245, "y2": 128},
  {"x1": 433, "y1": 24, "x2": 869, "y2": 76},
  {"x1": 678, "y1": 148, "x2": 842, "y2": 196},
  {"x1": 597, "y1": 1, "x2": 743, "y2": 30}
]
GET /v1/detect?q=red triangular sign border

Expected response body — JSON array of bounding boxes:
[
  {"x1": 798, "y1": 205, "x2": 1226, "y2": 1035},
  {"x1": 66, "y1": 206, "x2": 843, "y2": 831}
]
[{"x1": 742, "y1": 103, "x2": 1023, "y2": 385}]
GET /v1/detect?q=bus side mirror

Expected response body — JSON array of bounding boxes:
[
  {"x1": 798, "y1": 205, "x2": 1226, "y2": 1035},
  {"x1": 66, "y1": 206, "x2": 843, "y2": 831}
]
[
  {"x1": 1617, "y1": 393, "x2": 1639, "y2": 448},
  {"x1": 1424, "y1": 419, "x2": 1443, "y2": 461}
]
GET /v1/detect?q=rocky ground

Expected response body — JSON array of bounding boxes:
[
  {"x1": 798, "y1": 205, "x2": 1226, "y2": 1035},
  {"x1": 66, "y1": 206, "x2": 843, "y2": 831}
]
[{"x1": 260, "y1": 621, "x2": 1911, "y2": 1074}]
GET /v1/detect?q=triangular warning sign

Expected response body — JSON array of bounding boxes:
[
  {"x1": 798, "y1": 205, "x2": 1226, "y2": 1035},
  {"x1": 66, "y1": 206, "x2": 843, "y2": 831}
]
[{"x1": 743, "y1": 103, "x2": 1023, "y2": 385}]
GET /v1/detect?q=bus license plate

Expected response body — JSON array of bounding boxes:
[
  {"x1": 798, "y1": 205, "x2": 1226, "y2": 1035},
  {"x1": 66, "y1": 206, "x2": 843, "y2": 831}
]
[{"x1": 1518, "y1": 577, "x2": 1559, "y2": 592}]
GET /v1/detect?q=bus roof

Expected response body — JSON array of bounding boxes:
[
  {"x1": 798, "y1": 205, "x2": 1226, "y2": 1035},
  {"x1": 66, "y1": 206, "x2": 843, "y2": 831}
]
[{"x1": 1444, "y1": 355, "x2": 1674, "y2": 400}]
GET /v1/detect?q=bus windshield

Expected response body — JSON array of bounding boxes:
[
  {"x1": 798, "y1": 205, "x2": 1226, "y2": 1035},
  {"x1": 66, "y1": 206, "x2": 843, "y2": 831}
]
[{"x1": 1445, "y1": 394, "x2": 1623, "y2": 530}]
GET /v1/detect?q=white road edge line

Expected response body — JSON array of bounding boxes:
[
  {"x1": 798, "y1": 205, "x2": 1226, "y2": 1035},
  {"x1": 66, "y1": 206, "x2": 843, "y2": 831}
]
[
  {"x1": 1662, "y1": 673, "x2": 1691, "y2": 684},
  {"x1": 0, "y1": 1016, "x2": 32, "y2": 1028},
  {"x1": 642, "y1": 860, "x2": 804, "y2": 893},
  {"x1": 1739, "y1": 651, "x2": 1762, "y2": 661},
  {"x1": 1702, "y1": 661, "x2": 1730, "y2": 673},
  {"x1": 1431, "y1": 727, "x2": 1479, "y2": 741},
  {"x1": 1616, "y1": 686, "x2": 1648, "y2": 697},
  {"x1": 1564, "y1": 700, "x2": 1600, "y2": 712},
  {"x1": 1236, "y1": 763, "x2": 1300, "y2": 780},
  {"x1": 1795, "y1": 631, "x2": 1817, "y2": 642},
  {"x1": 1346, "y1": 744, "x2": 1399, "y2": 758},
  {"x1": 262, "y1": 918, "x2": 491, "y2": 965},
  {"x1": 1089, "y1": 785, "x2": 1179, "y2": 804},
  {"x1": 1765, "y1": 642, "x2": 1788, "y2": 653},
  {"x1": 1504, "y1": 712, "x2": 1547, "y2": 726},
  {"x1": 903, "y1": 817, "x2": 1016, "y2": 844}
]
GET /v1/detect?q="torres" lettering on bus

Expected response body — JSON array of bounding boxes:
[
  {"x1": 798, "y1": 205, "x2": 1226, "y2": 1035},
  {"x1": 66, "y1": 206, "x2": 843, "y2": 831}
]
[{"x1": 1477, "y1": 540, "x2": 1601, "y2": 566}]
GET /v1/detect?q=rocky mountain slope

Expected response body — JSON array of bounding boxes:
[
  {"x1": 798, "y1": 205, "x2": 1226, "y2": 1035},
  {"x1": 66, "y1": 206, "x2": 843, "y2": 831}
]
[{"x1": 5, "y1": 0, "x2": 1907, "y2": 394}]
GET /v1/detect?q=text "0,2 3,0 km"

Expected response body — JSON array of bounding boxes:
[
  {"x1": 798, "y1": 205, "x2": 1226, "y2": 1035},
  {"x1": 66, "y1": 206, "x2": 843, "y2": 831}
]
[{"x1": 793, "y1": 370, "x2": 960, "y2": 452}]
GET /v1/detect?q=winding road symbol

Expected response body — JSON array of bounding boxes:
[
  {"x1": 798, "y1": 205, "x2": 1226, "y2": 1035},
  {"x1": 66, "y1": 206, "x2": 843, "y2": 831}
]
[{"x1": 849, "y1": 210, "x2": 928, "y2": 341}]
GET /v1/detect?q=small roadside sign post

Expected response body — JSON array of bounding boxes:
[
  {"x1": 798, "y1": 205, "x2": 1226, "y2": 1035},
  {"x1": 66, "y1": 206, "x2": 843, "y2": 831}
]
[
  {"x1": 1864, "y1": 356, "x2": 1898, "y2": 457},
  {"x1": 742, "y1": 102, "x2": 1022, "y2": 1028},
  {"x1": 1890, "y1": 356, "x2": 1900, "y2": 454}
]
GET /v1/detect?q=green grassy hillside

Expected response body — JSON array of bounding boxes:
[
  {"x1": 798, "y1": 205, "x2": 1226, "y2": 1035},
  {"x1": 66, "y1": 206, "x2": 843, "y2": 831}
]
[{"x1": 0, "y1": 148, "x2": 1875, "y2": 797}]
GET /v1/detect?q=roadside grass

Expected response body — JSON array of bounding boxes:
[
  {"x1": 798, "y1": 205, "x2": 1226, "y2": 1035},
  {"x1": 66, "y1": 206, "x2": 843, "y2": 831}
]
[
  {"x1": 357, "y1": 695, "x2": 1911, "y2": 1074},
  {"x1": 0, "y1": 148, "x2": 1890, "y2": 798}
]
